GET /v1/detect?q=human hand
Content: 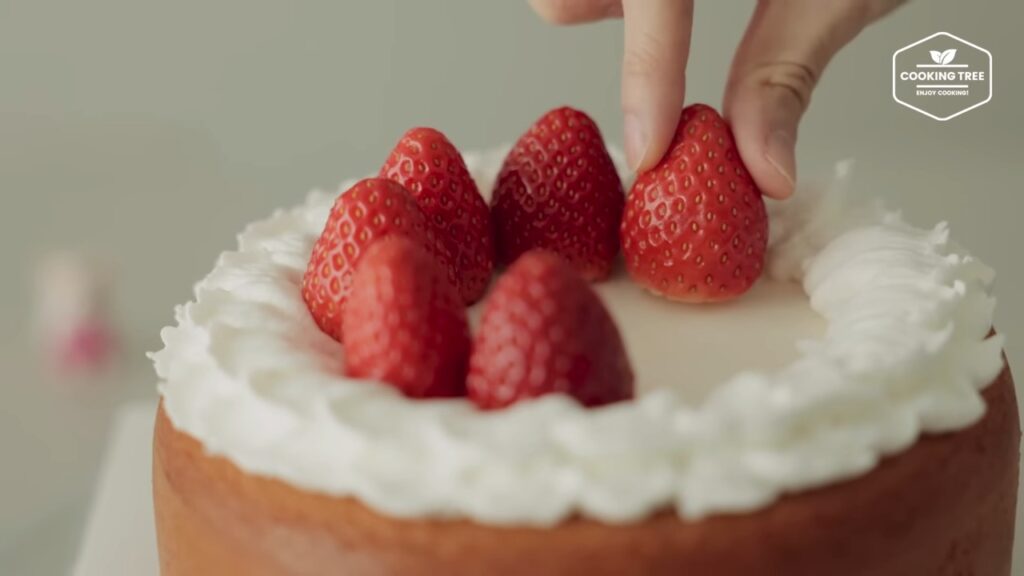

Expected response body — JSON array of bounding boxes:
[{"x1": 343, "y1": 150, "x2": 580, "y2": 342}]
[{"x1": 528, "y1": 0, "x2": 904, "y2": 199}]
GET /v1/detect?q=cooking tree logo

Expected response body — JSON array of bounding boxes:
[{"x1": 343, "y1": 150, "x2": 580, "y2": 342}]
[{"x1": 893, "y1": 32, "x2": 992, "y2": 121}]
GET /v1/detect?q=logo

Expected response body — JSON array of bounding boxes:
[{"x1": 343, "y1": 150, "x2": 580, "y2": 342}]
[{"x1": 892, "y1": 32, "x2": 992, "y2": 121}]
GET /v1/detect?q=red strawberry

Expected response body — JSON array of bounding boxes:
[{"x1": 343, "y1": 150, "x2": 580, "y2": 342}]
[
  {"x1": 380, "y1": 127, "x2": 494, "y2": 304},
  {"x1": 467, "y1": 251, "x2": 634, "y2": 409},
  {"x1": 342, "y1": 237, "x2": 469, "y2": 398},
  {"x1": 620, "y1": 104, "x2": 768, "y2": 302},
  {"x1": 491, "y1": 107, "x2": 624, "y2": 281},
  {"x1": 302, "y1": 178, "x2": 445, "y2": 342}
]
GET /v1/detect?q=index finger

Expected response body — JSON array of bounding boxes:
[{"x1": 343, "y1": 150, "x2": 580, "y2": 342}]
[
  {"x1": 528, "y1": 0, "x2": 623, "y2": 25},
  {"x1": 621, "y1": 0, "x2": 694, "y2": 172}
]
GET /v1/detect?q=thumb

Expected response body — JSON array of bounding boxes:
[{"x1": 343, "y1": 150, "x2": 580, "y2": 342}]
[
  {"x1": 725, "y1": 64, "x2": 810, "y2": 200},
  {"x1": 724, "y1": 0, "x2": 900, "y2": 199}
]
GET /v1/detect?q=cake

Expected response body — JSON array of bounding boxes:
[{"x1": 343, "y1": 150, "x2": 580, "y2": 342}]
[{"x1": 151, "y1": 108, "x2": 1019, "y2": 575}]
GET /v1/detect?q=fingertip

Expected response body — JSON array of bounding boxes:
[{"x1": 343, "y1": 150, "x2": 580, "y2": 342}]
[
  {"x1": 759, "y1": 177, "x2": 796, "y2": 200},
  {"x1": 623, "y1": 107, "x2": 681, "y2": 174},
  {"x1": 762, "y1": 130, "x2": 797, "y2": 199},
  {"x1": 726, "y1": 84, "x2": 802, "y2": 200},
  {"x1": 529, "y1": 0, "x2": 623, "y2": 25},
  {"x1": 637, "y1": 123, "x2": 674, "y2": 173},
  {"x1": 735, "y1": 129, "x2": 797, "y2": 200},
  {"x1": 623, "y1": 112, "x2": 648, "y2": 172},
  {"x1": 634, "y1": 151, "x2": 658, "y2": 174}
]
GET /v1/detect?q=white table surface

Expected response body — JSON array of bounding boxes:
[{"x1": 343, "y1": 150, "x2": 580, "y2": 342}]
[{"x1": 72, "y1": 402, "x2": 158, "y2": 576}]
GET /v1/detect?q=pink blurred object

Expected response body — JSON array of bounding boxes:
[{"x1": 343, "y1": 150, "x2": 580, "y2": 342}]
[
  {"x1": 34, "y1": 252, "x2": 119, "y2": 376},
  {"x1": 56, "y1": 320, "x2": 117, "y2": 372}
]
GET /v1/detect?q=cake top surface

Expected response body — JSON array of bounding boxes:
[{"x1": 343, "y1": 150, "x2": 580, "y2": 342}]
[{"x1": 152, "y1": 148, "x2": 1003, "y2": 526}]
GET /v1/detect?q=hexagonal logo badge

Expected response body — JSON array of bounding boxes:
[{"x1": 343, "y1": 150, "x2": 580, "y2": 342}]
[{"x1": 892, "y1": 32, "x2": 992, "y2": 121}]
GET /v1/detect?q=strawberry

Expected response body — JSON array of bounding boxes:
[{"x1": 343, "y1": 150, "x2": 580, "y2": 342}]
[
  {"x1": 491, "y1": 107, "x2": 624, "y2": 281},
  {"x1": 380, "y1": 127, "x2": 495, "y2": 305},
  {"x1": 467, "y1": 250, "x2": 634, "y2": 409},
  {"x1": 342, "y1": 237, "x2": 469, "y2": 398},
  {"x1": 302, "y1": 178, "x2": 445, "y2": 342},
  {"x1": 620, "y1": 104, "x2": 768, "y2": 302}
]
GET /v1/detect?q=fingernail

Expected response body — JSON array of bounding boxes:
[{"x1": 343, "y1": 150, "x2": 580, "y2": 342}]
[
  {"x1": 765, "y1": 129, "x2": 796, "y2": 193},
  {"x1": 624, "y1": 113, "x2": 648, "y2": 172}
]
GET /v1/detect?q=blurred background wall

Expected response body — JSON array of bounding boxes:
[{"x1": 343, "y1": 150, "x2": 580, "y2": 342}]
[{"x1": 1, "y1": 1, "x2": 1021, "y2": 573}]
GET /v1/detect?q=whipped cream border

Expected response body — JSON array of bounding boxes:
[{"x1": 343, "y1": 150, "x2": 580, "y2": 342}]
[{"x1": 152, "y1": 150, "x2": 1004, "y2": 526}]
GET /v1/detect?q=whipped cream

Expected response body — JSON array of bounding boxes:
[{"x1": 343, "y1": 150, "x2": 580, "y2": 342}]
[{"x1": 152, "y1": 151, "x2": 1003, "y2": 526}]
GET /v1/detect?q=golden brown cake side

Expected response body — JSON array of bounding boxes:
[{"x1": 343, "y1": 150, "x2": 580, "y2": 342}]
[{"x1": 153, "y1": 365, "x2": 1020, "y2": 576}]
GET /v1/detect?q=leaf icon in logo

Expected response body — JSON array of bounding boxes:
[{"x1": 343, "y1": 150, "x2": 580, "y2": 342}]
[{"x1": 929, "y1": 49, "x2": 958, "y2": 65}]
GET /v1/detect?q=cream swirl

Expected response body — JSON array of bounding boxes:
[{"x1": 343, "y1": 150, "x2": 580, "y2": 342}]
[{"x1": 151, "y1": 152, "x2": 1003, "y2": 525}]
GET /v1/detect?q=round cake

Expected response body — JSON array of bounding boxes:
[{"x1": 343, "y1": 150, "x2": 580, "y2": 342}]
[{"x1": 151, "y1": 145, "x2": 1019, "y2": 575}]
